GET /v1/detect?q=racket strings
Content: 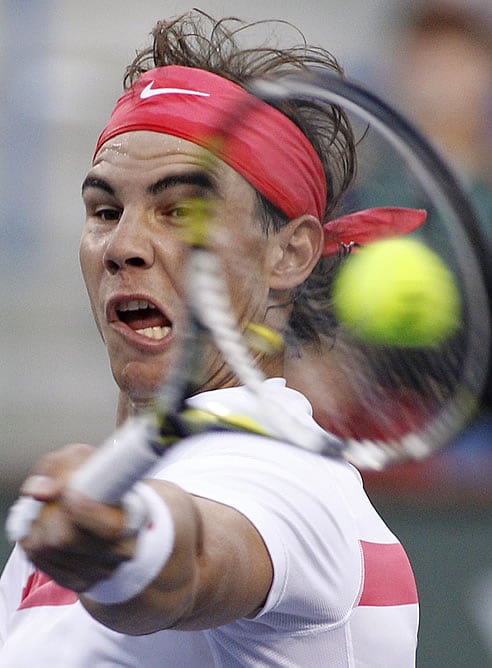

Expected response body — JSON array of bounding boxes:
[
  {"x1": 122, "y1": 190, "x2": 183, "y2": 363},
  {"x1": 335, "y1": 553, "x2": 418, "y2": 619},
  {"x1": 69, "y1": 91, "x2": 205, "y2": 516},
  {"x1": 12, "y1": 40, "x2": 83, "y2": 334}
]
[
  {"x1": 154, "y1": 69, "x2": 488, "y2": 469},
  {"x1": 187, "y1": 246, "x2": 346, "y2": 455},
  {"x1": 188, "y1": 248, "x2": 266, "y2": 392}
]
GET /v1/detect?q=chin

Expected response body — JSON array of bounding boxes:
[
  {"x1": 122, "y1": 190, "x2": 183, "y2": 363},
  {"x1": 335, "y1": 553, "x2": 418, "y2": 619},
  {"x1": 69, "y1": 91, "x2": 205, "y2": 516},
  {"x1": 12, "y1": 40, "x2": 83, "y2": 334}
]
[{"x1": 113, "y1": 360, "x2": 170, "y2": 403}]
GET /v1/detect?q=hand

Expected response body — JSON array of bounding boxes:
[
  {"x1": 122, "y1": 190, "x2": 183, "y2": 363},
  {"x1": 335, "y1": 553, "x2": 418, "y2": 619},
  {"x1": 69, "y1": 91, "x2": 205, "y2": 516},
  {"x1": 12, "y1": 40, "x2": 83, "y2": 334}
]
[{"x1": 18, "y1": 444, "x2": 137, "y2": 593}]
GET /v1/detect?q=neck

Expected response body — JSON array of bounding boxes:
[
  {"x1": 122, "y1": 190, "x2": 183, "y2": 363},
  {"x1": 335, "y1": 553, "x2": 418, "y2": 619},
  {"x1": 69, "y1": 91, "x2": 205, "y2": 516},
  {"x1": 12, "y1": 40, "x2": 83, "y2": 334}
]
[{"x1": 115, "y1": 352, "x2": 285, "y2": 426}]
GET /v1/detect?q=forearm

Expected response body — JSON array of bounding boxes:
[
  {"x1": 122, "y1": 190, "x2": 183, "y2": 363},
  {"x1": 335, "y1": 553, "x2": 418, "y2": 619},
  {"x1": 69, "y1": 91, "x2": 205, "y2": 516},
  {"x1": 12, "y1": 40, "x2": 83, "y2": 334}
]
[
  {"x1": 80, "y1": 480, "x2": 203, "y2": 635},
  {"x1": 81, "y1": 482, "x2": 272, "y2": 633},
  {"x1": 18, "y1": 444, "x2": 272, "y2": 634}
]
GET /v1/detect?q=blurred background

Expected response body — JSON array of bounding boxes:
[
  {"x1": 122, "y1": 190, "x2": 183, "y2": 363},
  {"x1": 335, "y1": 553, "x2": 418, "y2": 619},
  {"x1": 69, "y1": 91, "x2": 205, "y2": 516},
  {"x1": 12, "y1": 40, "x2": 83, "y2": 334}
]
[{"x1": 1, "y1": 1, "x2": 491, "y2": 665}]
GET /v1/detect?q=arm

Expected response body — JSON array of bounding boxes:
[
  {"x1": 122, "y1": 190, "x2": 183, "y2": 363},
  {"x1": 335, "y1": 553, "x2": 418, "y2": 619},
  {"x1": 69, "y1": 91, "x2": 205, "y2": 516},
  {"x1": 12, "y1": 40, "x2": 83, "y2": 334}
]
[{"x1": 19, "y1": 444, "x2": 273, "y2": 635}]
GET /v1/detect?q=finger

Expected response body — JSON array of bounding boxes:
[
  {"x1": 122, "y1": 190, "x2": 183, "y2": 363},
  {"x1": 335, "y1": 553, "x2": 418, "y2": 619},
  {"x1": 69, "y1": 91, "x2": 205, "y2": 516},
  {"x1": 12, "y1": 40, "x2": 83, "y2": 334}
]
[
  {"x1": 20, "y1": 475, "x2": 60, "y2": 501},
  {"x1": 21, "y1": 500, "x2": 135, "y2": 592},
  {"x1": 29, "y1": 444, "x2": 96, "y2": 483},
  {"x1": 63, "y1": 488, "x2": 130, "y2": 542},
  {"x1": 20, "y1": 500, "x2": 78, "y2": 554},
  {"x1": 25, "y1": 540, "x2": 131, "y2": 593}
]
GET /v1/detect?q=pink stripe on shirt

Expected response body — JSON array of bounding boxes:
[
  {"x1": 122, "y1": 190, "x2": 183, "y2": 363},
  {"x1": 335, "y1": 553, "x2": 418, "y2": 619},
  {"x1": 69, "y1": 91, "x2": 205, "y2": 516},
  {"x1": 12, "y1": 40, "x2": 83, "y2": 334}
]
[
  {"x1": 19, "y1": 570, "x2": 77, "y2": 609},
  {"x1": 359, "y1": 540, "x2": 418, "y2": 607}
]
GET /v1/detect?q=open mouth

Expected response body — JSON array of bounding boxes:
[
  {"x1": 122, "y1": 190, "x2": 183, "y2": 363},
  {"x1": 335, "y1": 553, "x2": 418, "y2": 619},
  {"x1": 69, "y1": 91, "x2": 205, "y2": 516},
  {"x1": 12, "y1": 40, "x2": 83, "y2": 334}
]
[{"x1": 115, "y1": 299, "x2": 171, "y2": 340}]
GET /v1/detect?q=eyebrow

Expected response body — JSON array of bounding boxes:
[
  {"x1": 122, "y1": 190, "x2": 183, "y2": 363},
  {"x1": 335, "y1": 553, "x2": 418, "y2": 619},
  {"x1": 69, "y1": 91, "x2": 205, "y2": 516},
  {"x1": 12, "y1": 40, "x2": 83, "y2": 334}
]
[
  {"x1": 81, "y1": 176, "x2": 114, "y2": 196},
  {"x1": 81, "y1": 171, "x2": 219, "y2": 197},
  {"x1": 147, "y1": 171, "x2": 218, "y2": 196}
]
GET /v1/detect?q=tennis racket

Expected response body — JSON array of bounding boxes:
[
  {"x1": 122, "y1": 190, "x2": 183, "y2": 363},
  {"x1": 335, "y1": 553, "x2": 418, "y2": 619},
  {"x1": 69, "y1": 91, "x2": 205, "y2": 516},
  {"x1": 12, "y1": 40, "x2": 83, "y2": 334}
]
[{"x1": 7, "y1": 67, "x2": 490, "y2": 541}]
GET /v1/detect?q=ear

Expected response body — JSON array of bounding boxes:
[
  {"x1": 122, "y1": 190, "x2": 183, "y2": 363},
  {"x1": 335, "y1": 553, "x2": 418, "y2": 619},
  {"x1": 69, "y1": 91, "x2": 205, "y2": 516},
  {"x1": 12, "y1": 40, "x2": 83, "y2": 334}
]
[{"x1": 269, "y1": 215, "x2": 324, "y2": 291}]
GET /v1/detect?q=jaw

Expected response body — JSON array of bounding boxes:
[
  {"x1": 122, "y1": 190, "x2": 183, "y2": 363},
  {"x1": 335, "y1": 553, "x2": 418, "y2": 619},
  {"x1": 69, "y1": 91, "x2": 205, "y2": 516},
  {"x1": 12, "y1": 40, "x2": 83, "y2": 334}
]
[{"x1": 110, "y1": 353, "x2": 174, "y2": 412}]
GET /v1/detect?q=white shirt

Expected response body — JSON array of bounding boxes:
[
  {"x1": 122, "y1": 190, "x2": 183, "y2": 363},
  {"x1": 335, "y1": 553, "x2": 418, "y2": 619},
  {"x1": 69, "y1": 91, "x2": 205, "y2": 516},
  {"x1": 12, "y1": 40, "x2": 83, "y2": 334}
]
[{"x1": 0, "y1": 379, "x2": 418, "y2": 666}]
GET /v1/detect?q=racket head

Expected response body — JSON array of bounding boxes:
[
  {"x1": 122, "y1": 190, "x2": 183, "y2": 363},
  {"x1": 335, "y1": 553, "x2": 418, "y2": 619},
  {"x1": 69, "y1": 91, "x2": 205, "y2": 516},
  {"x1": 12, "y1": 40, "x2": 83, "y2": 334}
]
[{"x1": 202, "y1": 67, "x2": 490, "y2": 468}]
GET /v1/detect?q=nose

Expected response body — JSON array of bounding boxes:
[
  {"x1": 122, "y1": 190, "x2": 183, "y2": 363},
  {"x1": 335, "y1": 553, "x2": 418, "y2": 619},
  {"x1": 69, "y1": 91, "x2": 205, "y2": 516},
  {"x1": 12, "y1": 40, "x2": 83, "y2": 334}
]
[{"x1": 103, "y1": 210, "x2": 155, "y2": 273}]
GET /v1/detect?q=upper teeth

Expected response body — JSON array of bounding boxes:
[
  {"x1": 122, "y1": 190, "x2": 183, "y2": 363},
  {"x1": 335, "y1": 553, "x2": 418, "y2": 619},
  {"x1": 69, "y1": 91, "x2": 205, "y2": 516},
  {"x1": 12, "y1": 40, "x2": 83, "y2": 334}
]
[{"x1": 118, "y1": 299, "x2": 156, "y2": 312}]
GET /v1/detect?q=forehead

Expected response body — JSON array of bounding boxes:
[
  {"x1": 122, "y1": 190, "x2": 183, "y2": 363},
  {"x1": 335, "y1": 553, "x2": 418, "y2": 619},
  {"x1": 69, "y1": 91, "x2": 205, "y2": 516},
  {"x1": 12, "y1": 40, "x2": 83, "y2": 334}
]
[{"x1": 90, "y1": 130, "x2": 250, "y2": 195}]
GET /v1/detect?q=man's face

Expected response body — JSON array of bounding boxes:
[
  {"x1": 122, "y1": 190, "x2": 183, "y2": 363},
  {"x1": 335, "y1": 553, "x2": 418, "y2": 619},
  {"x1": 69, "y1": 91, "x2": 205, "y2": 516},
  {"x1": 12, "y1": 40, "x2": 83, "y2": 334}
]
[{"x1": 80, "y1": 131, "x2": 282, "y2": 403}]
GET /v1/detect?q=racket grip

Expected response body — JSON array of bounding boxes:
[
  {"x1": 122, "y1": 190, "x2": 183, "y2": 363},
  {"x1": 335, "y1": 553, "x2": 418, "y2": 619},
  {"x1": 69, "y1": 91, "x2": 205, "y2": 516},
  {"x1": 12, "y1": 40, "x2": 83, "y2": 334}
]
[
  {"x1": 69, "y1": 415, "x2": 162, "y2": 503},
  {"x1": 5, "y1": 416, "x2": 163, "y2": 543}
]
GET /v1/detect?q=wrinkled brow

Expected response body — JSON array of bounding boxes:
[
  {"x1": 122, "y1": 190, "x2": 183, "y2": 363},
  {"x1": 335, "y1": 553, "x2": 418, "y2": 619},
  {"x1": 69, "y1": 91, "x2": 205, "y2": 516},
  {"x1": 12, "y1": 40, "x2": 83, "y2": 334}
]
[
  {"x1": 81, "y1": 171, "x2": 219, "y2": 198},
  {"x1": 147, "y1": 171, "x2": 218, "y2": 196}
]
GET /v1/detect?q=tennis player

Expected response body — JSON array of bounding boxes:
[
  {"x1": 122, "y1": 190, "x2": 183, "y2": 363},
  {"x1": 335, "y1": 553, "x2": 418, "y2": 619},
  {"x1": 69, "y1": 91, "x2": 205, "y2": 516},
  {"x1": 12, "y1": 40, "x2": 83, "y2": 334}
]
[{"x1": 0, "y1": 12, "x2": 419, "y2": 666}]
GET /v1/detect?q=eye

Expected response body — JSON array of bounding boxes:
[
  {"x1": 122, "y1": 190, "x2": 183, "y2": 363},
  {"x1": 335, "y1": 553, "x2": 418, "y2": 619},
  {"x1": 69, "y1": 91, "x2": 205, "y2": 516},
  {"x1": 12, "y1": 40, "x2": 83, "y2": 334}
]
[
  {"x1": 94, "y1": 207, "x2": 121, "y2": 222},
  {"x1": 167, "y1": 198, "x2": 215, "y2": 224},
  {"x1": 169, "y1": 204, "x2": 193, "y2": 220},
  {"x1": 165, "y1": 198, "x2": 217, "y2": 244}
]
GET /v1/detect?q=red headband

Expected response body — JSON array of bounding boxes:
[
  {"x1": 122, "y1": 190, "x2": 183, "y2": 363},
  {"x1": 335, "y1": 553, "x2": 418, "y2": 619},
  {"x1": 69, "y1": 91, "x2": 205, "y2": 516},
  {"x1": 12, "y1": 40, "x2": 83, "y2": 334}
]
[
  {"x1": 95, "y1": 65, "x2": 326, "y2": 221},
  {"x1": 95, "y1": 65, "x2": 427, "y2": 254}
]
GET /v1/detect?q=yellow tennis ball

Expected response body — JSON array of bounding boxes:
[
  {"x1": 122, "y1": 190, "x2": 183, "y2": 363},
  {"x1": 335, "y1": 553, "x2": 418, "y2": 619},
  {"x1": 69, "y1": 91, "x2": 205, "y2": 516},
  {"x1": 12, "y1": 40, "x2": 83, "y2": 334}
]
[{"x1": 332, "y1": 238, "x2": 461, "y2": 347}]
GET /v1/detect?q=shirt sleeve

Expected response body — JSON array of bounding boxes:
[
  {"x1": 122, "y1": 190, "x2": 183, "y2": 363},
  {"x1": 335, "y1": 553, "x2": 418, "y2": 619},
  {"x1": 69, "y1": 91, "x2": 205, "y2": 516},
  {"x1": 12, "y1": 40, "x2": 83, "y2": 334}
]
[{"x1": 152, "y1": 431, "x2": 363, "y2": 630}]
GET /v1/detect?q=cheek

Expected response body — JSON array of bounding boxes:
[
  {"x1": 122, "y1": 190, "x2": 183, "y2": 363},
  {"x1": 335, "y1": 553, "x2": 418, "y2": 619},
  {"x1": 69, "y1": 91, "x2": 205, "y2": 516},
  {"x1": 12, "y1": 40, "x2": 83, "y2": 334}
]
[
  {"x1": 153, "y1": 236, "x2": 189, "y2": 294},
  {"x1": 79, "y1": 231, "x2": 104, "y2": 304},
  {"x1": 222, "y1": 247, "x2": 272, "y2": 321},
  {"x1": 215, "y1": 217, "x2": 269, "y2": 274},
  {"x1": 222, "y1": 238, "x2": 265, "y2": 287}
]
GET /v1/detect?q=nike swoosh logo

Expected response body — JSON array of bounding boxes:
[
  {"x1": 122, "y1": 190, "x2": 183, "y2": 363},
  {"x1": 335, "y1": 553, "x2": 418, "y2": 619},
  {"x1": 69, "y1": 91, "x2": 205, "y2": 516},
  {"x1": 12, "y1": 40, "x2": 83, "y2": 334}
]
[{"x1": 140, "y1": 82, "x2": 210, "y2": 99}]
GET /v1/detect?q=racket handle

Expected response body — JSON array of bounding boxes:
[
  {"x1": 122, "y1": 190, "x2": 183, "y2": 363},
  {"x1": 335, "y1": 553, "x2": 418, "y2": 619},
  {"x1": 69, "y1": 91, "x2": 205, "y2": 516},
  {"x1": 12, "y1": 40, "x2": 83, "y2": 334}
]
[
  {"x1": 69, "y1": 415, "x2": 162, "y2": 503},
  {"x1": 5, "y1": 415, "x2": 163, "y2": 543}
]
